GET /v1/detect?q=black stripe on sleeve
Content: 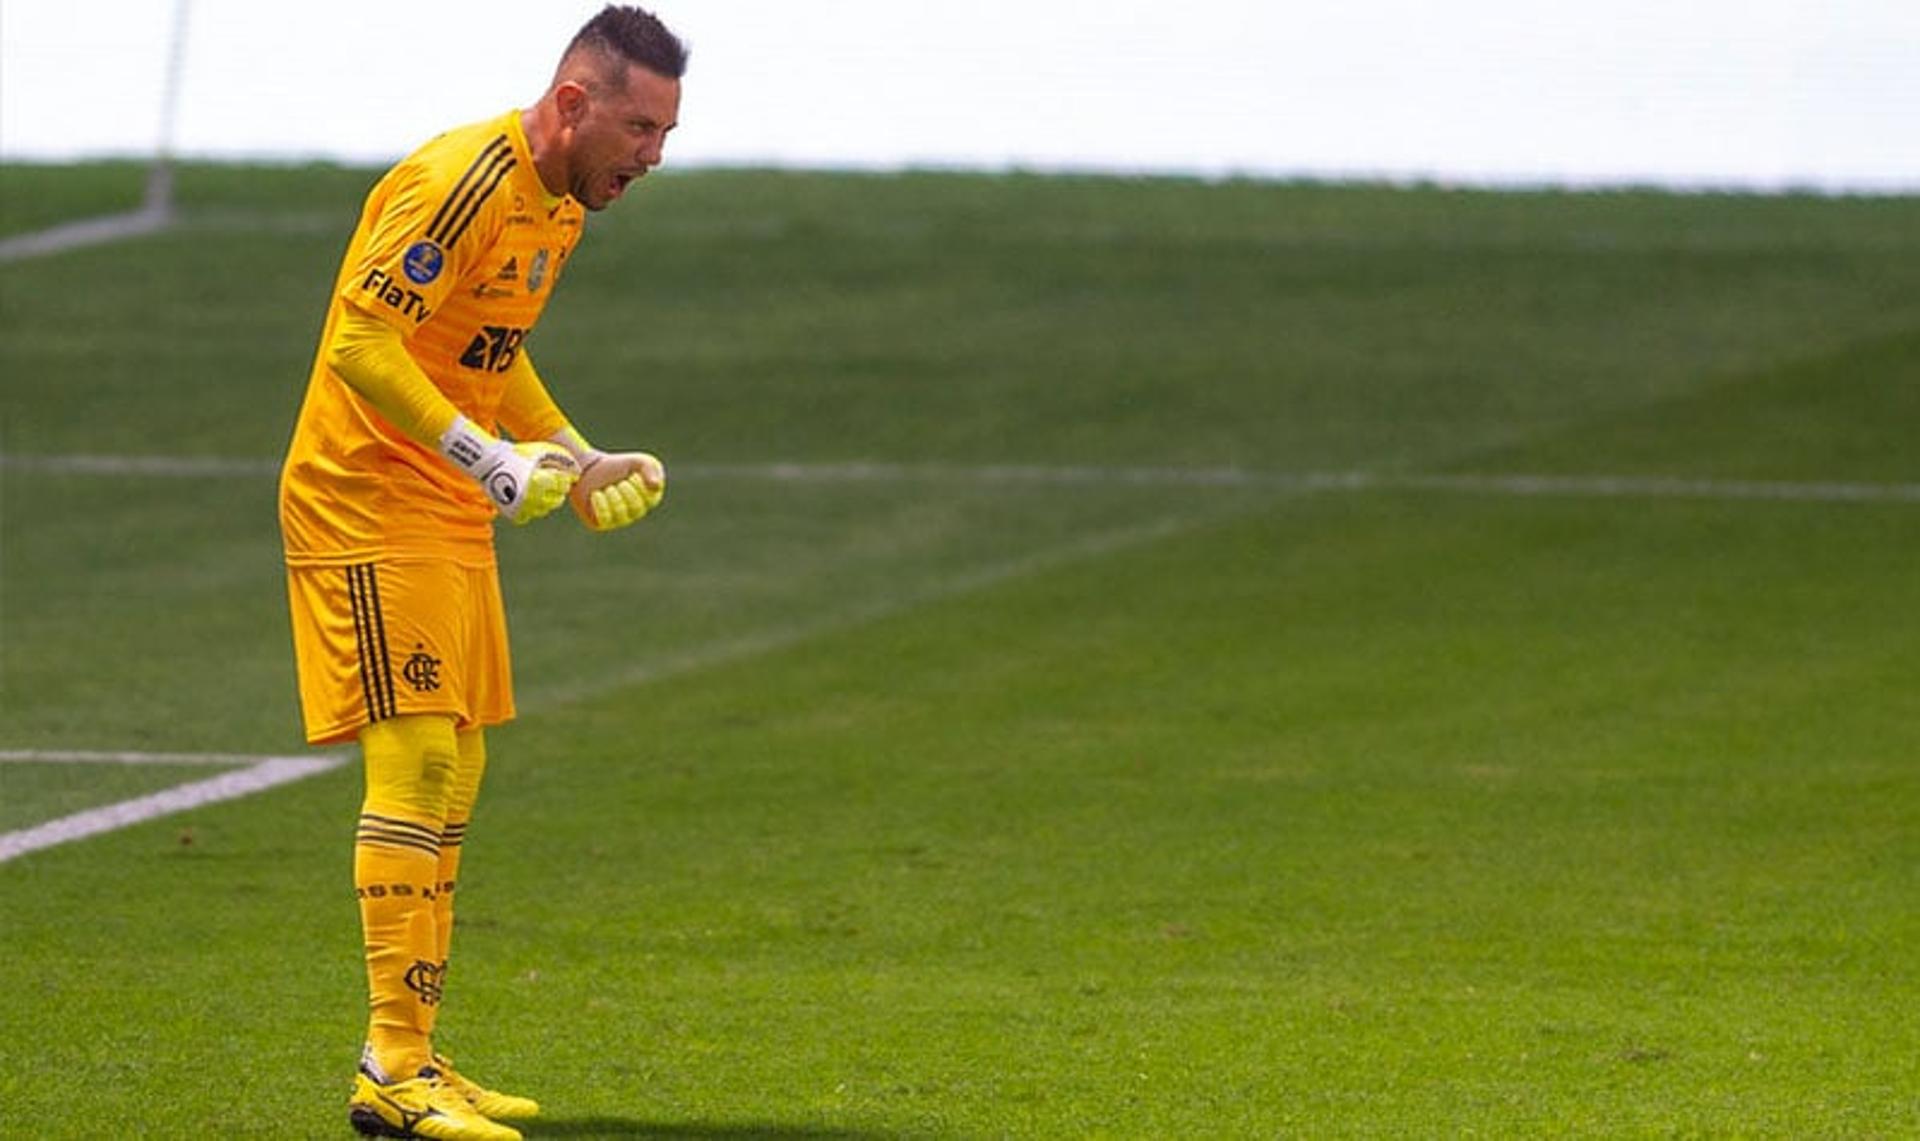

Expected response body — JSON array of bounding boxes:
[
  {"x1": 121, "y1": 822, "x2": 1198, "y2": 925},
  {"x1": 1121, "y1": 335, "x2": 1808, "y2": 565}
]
[
  {"x1": 440, "y1": 154, "x2": 516, "y2": 251},
  {"x1": 424, "y1": 135, "x2": 510, "y2": 246},
  {"x1": 428, "y1": 136, "x2": 515, "y2": 249}
]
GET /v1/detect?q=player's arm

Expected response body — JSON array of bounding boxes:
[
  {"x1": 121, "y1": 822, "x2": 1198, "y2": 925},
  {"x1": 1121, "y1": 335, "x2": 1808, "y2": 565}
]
[
  {"x1": 494, "y1": 349, "x2": 666, "y2": 532},
  {"x1": 326, "y1": 304, "x2": 577, "y2": 524}
]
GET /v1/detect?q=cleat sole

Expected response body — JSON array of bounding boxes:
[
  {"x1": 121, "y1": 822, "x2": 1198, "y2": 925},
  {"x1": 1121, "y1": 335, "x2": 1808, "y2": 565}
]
[{"x1": 349, "y1": 1105, "x2": 412, "y2": 1138}]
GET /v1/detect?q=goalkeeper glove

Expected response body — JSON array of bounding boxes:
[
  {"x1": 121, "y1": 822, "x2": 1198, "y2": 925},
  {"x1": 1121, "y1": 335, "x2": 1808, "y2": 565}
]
[
  {"x1": 569, "y1": 448, "x2": 667, "y2": 531},
  {"x1": 439, "y1": 415, "x2": 579, "y2": 525}
]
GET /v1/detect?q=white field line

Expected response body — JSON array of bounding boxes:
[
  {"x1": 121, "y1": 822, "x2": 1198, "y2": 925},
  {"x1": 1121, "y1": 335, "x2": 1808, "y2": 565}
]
[
  {"x1": 0, "y1": 454, "x2": 280, "y2": 477},
  {"x1": 0, "y1": 754, "x2": 349, "y2": 864},
  {"x1": 0, "y1": 749, "x2": 288, "y2": 765},
  {"x1": 1392, "y1": 471, "x2": 1920, "y2": 505},
  {"x1": 7, "y1": 451, "x2": 1920, "y2": 505},
  {"x1": 0, "y1": 206, "x2": 173, "y2": 263}
]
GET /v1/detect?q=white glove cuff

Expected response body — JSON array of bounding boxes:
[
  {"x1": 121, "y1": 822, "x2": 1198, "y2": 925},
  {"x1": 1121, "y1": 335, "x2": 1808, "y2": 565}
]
[
  {"x1": 439, "y1": 414, "x2": 502, "y2": 472},
  {"x1": 439, "y1": 415, "x2": 525, "y2": 515}
]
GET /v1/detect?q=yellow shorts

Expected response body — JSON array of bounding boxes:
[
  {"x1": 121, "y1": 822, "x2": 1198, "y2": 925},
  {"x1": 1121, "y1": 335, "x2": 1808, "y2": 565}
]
[{"x1": 285, "y1": 559, "x2": 515, "y2": 745}]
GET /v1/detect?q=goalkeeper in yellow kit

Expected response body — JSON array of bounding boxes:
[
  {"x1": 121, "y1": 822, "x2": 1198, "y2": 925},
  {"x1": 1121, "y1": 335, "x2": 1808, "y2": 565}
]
[{"x1": 278, "y1": 8, "x2": 687, "y2": 1139}]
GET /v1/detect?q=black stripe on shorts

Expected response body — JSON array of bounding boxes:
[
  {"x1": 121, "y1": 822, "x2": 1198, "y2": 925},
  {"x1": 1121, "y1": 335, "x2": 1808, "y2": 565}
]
[{"x1": 347, "y1": 563, "x2": 397, "y2": 723}]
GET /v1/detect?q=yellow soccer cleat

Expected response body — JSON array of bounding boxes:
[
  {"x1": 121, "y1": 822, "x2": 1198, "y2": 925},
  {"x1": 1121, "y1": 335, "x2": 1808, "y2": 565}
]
[
  {"x1": 348, "y1": 1064, "x2": 522, "y2": 1141},
  {"x1": 432, "y1": 1053, "x2": 541, "y2": 1121}
]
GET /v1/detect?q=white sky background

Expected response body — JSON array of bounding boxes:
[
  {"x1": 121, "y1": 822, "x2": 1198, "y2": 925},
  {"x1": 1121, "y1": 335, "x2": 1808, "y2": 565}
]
[{"x1": 2, "y1": 0, "x2": 1916, "y2": 190}]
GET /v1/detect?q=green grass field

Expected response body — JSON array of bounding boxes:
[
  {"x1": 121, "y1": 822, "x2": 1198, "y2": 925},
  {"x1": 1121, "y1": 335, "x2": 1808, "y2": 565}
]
[{"x1": 2, "y1": 161, "x2": 1919, "y2": 1138}]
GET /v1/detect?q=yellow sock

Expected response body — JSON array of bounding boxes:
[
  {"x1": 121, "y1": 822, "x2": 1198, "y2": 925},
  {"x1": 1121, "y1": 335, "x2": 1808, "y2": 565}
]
[
  {"x1": 430, "y1": 821, "x2": 466, "y2": 993},
  {"x1": 356, "y1": 715, "x2": 459, "y2": 1078},
  {"x1": 423, "y1": 727, "x2": 488, "y2": 1042}
]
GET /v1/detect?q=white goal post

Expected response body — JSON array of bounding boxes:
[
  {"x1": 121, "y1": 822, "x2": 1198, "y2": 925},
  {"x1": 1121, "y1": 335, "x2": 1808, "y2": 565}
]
[{"x1": 143, "y1": 0, "x2": 193, "y2": 217}]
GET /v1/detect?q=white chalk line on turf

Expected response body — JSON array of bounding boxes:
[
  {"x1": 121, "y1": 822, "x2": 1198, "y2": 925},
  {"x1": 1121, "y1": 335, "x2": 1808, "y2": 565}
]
[
  {"x1": 0, "y1": 753, "x2": 350, "y2": 864},
  {"x1": 0, "y1": 748, "x2": 296, "y2": 766},
  {"x1": 8, "y1": 451, "x2": 1920, "y2": 505},
  {"x1": 0, "y1": 206, "x2": 173, "y2": 263}
]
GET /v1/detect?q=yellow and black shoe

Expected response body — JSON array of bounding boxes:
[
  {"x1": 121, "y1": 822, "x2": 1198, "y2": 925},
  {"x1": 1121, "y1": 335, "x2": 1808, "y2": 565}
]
[
  {"x1": 432, "y1": 1052, "x2": 541, "y2": 1121},
  {"x1": 347, "y1": 1062, "x2": 522, "y2": 1141}
]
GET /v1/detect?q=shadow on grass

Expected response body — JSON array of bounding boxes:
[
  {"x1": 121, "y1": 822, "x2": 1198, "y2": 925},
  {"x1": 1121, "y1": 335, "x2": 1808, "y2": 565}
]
[{"x1": 524, "y1": 1119, "x2": 903, "y2": 1140}]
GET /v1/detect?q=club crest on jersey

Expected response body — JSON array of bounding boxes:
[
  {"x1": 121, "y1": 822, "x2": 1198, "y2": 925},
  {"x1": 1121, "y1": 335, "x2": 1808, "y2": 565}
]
[
  {"x1": 528, "y1": 249, "x2": 550, "y2": 293},
  {"x1": 403, "y1": 240, "x2": 445, "y2": 285}
]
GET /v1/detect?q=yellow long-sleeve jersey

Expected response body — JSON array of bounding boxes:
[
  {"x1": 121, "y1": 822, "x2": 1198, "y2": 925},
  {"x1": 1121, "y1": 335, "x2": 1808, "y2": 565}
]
[{"x1": 280, "y1": 110, "x2": 585, "y2": 568}]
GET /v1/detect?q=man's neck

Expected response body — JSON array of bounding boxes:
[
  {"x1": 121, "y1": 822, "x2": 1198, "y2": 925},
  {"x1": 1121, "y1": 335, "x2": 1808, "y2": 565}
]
[{"x1": 518, "y1": 104, "x2": 570, "y2": 203}]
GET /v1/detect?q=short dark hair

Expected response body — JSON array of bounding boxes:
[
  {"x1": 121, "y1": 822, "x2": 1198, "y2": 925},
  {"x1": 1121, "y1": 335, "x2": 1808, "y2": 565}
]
[{"x1": 567, "y1": 6, "x2": 689, "y2": 81}]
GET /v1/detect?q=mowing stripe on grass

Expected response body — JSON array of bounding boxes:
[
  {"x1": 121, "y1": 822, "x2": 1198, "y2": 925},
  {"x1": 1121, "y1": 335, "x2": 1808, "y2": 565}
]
[
  {"x1": 7, "y1": 451, "x2": 1913, "y2": 864},
  {"x1": 0, "y1": 754, "x2": 349, "y2": 864},
  {"x1": 0, "y1": 510, "x2": 1214, "y2": 864},
  {"x1": 6, "y1": 451, "x2": 1920, "y2": 505},
  {"x1": 518, "y1": 510, "x2": 1210, "y2": 715}
]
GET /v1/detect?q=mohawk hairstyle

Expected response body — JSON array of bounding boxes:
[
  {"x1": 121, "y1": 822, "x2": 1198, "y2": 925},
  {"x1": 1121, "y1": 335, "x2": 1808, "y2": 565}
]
[{"x1": 566, "y1": 5, "x2": 690, "y2": 80}]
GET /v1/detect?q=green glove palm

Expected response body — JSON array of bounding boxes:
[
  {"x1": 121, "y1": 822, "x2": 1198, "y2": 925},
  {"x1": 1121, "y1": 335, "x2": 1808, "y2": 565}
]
[{"x1": 569, "y1": 451, "x2": 667, "y2": 531}]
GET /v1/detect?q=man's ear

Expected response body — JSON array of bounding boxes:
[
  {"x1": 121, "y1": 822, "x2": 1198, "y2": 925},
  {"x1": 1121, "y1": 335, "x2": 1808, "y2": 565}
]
[{"x1": 553, "y1": 80, "x2": 589, "y2": 127}]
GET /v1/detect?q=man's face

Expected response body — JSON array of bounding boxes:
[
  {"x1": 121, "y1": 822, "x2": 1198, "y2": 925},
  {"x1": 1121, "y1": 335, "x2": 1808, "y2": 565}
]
[{"x1": 566, "y1": 64, "x2": 681, "y2": 211}]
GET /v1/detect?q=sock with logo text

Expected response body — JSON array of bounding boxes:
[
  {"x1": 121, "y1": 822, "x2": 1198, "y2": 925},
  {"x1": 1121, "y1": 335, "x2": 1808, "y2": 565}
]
[
  {"x1": 420, "y1": 726, "x2": 489, "y2": 1041},
  {"x1": 356, "y1": 715, "x2": 459, "y2": 1079}
]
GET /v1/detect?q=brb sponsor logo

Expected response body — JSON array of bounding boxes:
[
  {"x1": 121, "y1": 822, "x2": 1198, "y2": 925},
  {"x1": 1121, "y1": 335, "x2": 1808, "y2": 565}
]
[
  {"x1": 460, "y1": 324, "x2": 529, "y2": 372},
  {"x1": 359, "y1": 268, "x2": 434, "y2": 324}
]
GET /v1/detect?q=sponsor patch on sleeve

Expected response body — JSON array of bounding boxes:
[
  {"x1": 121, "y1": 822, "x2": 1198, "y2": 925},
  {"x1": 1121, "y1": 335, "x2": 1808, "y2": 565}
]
[{"x1": 403, "y1": 240, "x2": 445, "y2": 285}]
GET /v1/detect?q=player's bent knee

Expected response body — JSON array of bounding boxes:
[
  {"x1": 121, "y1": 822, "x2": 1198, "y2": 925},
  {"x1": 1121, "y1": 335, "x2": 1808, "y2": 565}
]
[
  {"x1": 360, "y1": 714, "x2": 461, "y2": 821},
  {"x1": 447, "y1": 727, "x2": 489, "y2": 821}
]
